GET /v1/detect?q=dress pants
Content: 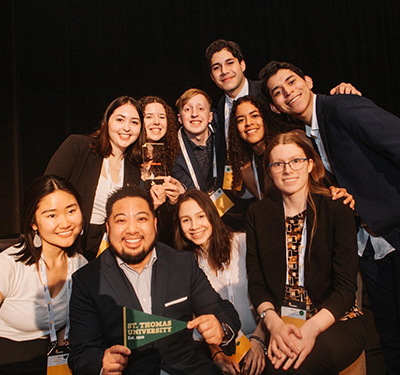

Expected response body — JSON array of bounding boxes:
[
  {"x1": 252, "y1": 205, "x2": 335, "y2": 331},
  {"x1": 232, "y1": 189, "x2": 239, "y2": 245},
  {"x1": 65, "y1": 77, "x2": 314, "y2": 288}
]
[{"x1": 359, "y1": 241, "x2": 400, "y2": 375}]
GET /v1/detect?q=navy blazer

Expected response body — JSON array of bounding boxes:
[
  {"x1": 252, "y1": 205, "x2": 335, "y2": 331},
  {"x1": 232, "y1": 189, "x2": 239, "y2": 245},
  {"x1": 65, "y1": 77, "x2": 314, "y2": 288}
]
[
  {"x1": 247, "y1": 193, "x2": 358, "y2": 321},
  {"x1": 45, "y1": 135, "x2": 141, "y2": 257},
  {"x1": 68, "y1": 243, "x2": 240, "y2": 375},
  {"x1": 171, "y1": 122, "x2": 223, "y2": 192},
  {"x1": 315, "y1": 94, "x2": 400, "y2": 249}
]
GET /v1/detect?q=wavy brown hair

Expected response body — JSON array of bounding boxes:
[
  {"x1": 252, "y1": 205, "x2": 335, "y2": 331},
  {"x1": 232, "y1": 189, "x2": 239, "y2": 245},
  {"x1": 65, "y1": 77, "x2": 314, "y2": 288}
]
[
  {"x1": 138, "y1": 96, "x2": 180, "y2": 175},
  {"x1": 228, "y1": 95, "x2": 293, "y2": 190},
  {"x1": 264, "y1": 130, "x2": 331, "y2": 255},
  {"x1": 90, "y1": 96, "x2": 144, "y2": 163},
  {"x1": 174, "y1": 190, "x2": 234, "y2": 271}
]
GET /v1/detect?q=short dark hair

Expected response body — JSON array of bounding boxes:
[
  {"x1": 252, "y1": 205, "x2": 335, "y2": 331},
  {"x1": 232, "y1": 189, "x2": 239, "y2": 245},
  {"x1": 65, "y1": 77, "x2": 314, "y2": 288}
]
[
  {"x1": 205, "y1": 39, "x2": 244, "y2": 71},
  {"x1": 106, "y1": 185, "x2": 155, "y2": 220},
  {"x1": 14, "y1": 175, "x2": 84, "y2": 265},
  {"x1": 91, "y1": 96, "x2": 145, "y2": 162},
  {"x1": 259, "y1": 61, "x2": 306, "y2": 103}
]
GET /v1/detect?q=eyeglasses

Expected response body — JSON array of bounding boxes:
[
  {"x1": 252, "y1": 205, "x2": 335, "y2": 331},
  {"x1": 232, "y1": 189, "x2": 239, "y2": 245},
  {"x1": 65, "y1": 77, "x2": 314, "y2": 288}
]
[{"x1": 268, "y1": 158, "x2": 308, "y2": 173}]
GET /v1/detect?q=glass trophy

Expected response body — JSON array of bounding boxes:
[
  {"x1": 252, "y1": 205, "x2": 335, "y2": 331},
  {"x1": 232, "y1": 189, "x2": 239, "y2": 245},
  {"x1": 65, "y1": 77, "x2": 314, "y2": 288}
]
[{"x1": 141, "y1": 143, "x2": 167, "y2": 190}]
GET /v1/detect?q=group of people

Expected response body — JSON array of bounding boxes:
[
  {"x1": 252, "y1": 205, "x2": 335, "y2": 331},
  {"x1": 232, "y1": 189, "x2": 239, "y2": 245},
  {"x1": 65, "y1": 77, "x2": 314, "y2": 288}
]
[{"x1": 0, "y1": 39, "x2": 399, "y2": 375}]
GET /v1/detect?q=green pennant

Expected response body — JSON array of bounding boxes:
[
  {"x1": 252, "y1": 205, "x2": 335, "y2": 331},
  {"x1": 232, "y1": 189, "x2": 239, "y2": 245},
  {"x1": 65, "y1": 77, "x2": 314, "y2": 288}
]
[{"x1": 123, "y1": 308, "x2": 188, "y2": 349}]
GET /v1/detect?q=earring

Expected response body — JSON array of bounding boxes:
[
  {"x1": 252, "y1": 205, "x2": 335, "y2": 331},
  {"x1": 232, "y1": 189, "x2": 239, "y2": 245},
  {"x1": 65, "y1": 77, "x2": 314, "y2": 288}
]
[
  {"x1": 80, "y1": 228, "x2": 84, "y2": 236},
  {"x1": 33, "y1": 231, "x2": 42, "y2": 248}
]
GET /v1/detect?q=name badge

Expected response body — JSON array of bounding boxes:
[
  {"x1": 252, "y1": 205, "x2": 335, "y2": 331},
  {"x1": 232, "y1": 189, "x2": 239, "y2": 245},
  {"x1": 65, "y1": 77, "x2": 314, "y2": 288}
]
[
  {"x1": 281, "y1": 300, "x2": 306, "y2": 328},
  {"x1": 223, "y1": 165, "x2": 242, "y2": 191},
  {"x1": 209, "y1": 188, "x2": 234, "y2": 217},
  {"x1": 47, "y1": 345, "x2": 72, "y2": 375}
]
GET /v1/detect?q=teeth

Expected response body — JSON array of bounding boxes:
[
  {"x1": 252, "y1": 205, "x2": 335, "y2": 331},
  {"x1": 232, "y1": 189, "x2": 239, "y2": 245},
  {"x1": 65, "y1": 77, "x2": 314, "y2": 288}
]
[
  {"x1": 120, "y1": 134, "x2": 130, "y2": 139},
  {"x1": 246, "y1": 129, "x2": 257, "y2": 134},
  {"x1": 289, "y1": 96, "x2": 300, "y2": 105},
  {"x1": 58, "y1": 230, "x2": 72, "y2": 235},
  {"x1": 284, "y1": 178, "x2": 297, "y2": 182},
  {"x1": 125, "y1": 238, "x2": 141, "y2": 243},
  {"x1": 191, "y1": 231, "x2": 205, "y2": 238}
]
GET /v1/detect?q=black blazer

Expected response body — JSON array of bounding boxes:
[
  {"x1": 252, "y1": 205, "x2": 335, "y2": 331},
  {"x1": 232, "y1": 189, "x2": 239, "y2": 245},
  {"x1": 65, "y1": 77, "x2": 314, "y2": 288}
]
[
  {"x1": 45, "y1": 135, "x2": 141, "y2": 257},
  {"x1": 315, "y1": 94, "x2": 400, "y2": 249},
  {"x1": 68, "y1": 243, "x2": 240, "y2": 375},
  {"x1": 246, "y1": 193, "x2": 358, "y2": 321}
]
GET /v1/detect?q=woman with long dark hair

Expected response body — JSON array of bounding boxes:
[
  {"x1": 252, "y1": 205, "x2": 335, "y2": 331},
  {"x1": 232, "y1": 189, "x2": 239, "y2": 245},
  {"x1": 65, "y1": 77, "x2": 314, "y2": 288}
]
[
  {"x1": 0, "y1": 175, "x2": 87, "y2": 374},
  {"x1": 175, "y1": 189, "x2": 266, "y2": 375},
  {"x1": 246, "y1": 131, "x2": 365, "y2": 374},
  {"x1": 45, "y1": 96, "x2": 143, "y2": 259}
]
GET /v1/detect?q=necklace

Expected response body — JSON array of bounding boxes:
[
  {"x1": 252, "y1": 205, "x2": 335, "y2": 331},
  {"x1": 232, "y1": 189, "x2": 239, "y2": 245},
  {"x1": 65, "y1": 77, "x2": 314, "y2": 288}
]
[{"x1": 108, "y1": 158, "x2": 121, "y2": 172}]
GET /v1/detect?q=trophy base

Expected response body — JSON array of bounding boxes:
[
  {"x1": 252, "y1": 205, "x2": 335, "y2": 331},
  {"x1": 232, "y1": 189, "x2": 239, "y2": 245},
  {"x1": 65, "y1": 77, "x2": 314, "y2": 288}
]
[{"x1": 144, "y1": 178, "x2": 165, "y2": 190}]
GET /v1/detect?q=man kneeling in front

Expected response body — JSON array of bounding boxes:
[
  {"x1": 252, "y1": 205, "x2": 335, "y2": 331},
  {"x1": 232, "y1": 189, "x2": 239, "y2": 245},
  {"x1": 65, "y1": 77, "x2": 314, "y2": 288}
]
[{"x1": 68, "y1": 185, "x2": 240, "y2": 375}]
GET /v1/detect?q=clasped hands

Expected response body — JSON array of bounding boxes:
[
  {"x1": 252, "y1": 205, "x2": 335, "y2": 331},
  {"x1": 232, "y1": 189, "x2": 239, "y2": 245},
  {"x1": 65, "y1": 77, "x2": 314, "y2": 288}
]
[{"x1": 267, "y1": 313, "x2": 319, "y2": 371}]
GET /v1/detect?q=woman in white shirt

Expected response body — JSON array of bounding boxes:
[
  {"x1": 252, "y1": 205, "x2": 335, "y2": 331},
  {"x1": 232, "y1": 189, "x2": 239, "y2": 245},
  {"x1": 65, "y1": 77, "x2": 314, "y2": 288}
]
[
  {"x1": 175, "y1": 189, "x2": 266, "y2": 375},
  {"x1": 0, "y1": 175, "x2": 87, "y2": 374}
]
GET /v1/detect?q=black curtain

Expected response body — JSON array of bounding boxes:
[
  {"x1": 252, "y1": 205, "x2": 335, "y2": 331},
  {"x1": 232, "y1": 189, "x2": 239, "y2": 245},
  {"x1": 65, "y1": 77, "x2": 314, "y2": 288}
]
[{"x1": 2, "y1": 0, "x2": 400, "y2": 236}]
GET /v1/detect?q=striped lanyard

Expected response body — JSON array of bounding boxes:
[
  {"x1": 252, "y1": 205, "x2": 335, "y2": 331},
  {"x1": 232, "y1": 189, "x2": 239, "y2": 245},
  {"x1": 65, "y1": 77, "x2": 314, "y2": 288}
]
[
  {"x1": 283, "y1": 206, "x2": 307, "y2": 287},
  {"x1": 38, "y1": 257, "x2": 72, "y2": 344},
  {"x1": 178, "y1": 126, "x2": 217, "y2": 191}
]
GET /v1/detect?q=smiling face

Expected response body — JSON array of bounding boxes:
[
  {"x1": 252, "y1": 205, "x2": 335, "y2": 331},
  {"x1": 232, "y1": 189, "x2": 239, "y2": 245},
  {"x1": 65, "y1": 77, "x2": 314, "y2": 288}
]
[
  {"x1": 178, "y1": 199, "x2": 213, "y2": 251},
  {"x1": 210, "y1": 48, "x2": 246, "y2": 98},
  {"x1": 268, "y1": 143, "x2": 313, "y2": 199},
  {"x1": 32, "y1": 190, "x2": 82, "y2": 252},
  {"x1": 108, "y1": 103, "x2": 142, "y2": 154},
  {"x1": 266, "y1": 69, "x2": 314, "y2": 124},
  {"x1": 143, "y1": 102, "x2": 167, "y2": 142},
  {"x1": 178, "y1": 94, "x2": 213, "y2": 144},
  {"x1": 106, "y1": 197, "x2": 157, "y2": 270},
  {"x1": 235, "y1": 101, "x2": 266, "y2": 154}
]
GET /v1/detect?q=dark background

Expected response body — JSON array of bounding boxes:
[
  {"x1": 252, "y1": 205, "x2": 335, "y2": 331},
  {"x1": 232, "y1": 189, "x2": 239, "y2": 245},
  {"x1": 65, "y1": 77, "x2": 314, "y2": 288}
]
[{"x1": 2, "y1": 0, "x2": 400, "y2": 235}]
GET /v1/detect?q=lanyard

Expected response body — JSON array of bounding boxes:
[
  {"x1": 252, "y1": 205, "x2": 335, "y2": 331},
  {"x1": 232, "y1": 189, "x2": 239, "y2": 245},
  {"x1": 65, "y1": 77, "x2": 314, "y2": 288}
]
[
  {"x1": 251, "y1": 154, "x2": 262, "y2": 200},
  {"x1": 104, "y1": 157, "x2": 125, "y2": 190},
  {"x1": 38, "y1": 257, "x2": 72, "y2": 344},
  {"x1": 284, "y1": 208, "x2": 307, "y2": 287},
  {"x1": 178, "y1": 126, "x2": 217, "y2": 191}
]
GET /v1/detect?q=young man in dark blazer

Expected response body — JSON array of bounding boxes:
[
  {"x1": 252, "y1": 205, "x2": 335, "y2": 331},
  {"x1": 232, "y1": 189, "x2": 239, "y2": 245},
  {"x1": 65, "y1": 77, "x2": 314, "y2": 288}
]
[
  {"x1": 68, "y1": 185, "x2": 240, "y2": 375},
  {"x1": 260, "y1": 60, "x2": 400, "y2": 374},
  {"x1": 205, "y1": 39, "x2": 360, "y2": 231}
]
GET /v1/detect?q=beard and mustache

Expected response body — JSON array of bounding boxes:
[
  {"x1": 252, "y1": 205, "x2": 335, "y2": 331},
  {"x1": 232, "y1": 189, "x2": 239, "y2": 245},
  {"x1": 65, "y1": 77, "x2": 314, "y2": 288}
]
[{"x1": 109, "y1": 236, "x2": 158, "y2": 266}]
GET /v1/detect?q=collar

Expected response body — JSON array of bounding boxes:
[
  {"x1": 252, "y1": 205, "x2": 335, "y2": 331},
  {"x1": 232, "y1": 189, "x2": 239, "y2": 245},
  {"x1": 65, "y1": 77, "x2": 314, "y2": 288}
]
[
  {"x1": 116, "y1": 247, "x2": 157, "y2": 274},
  {"x1": 225, "y1": 78, "x2": 249, "y2": 103},
  {"x1": 305, "y1": 94, "x2": 319, "y2": 138}
]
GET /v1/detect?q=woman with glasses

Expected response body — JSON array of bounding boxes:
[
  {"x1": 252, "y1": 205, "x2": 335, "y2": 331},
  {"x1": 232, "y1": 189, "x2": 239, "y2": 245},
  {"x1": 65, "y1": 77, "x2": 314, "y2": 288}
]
[
  {"x1": 246, "y1": 131, "x2": 365, "y2": 374},
  {"x1": 228, "y1": 96, "x2": 354, "y2": 207}
]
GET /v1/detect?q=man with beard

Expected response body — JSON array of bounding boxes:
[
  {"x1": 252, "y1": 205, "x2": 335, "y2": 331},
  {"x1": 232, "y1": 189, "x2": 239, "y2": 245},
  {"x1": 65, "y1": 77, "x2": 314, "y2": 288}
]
[{"x1": 68, "y1": 185, "x2": 240, "y2": 375}]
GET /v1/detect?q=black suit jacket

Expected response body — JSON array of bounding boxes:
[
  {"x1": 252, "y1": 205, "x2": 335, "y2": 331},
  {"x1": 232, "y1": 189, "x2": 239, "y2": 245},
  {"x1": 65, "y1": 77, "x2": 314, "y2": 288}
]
[
  {"x1": 247, "y1": 193, "x2": 358, "y2": 321},
  {"x1": 315, "y1": 94, "x2": 400, "y2": 249},
  {"x1": 45, "y1": 135, "x2": 141, "y2": 257},
  {"x1": 68, "y1": 243, "x2": 240, "y2": 375}
]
